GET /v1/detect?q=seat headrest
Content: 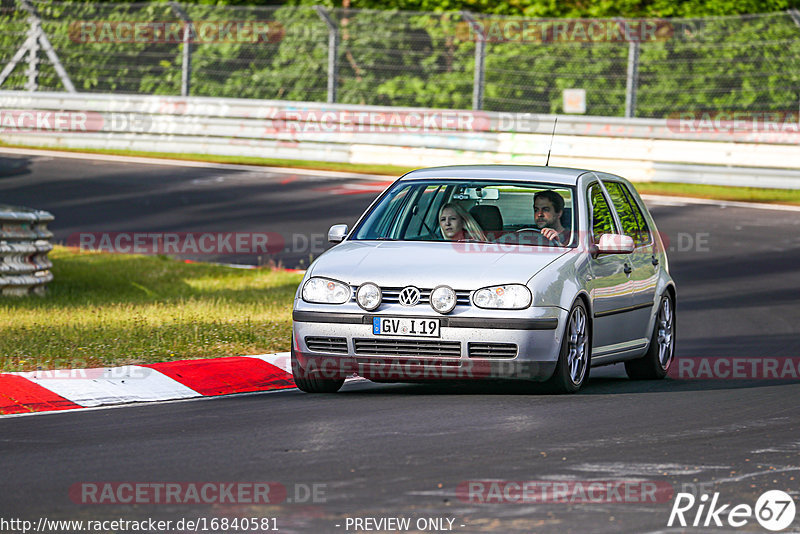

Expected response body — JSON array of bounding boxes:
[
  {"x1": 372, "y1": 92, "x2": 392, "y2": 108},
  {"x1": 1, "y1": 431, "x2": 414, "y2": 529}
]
[{"x1": 470, "y1": 205, "x2": 503, "y2": 231}]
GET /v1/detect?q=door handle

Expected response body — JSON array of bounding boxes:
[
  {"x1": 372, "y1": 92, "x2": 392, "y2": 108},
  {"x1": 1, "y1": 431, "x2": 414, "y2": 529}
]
[
  {"x1": 651, "y1": 255, "x2": 659, "y2": 266},
  {"x1": 623, "y1": 263, "x2": 632, "y2": 275}
]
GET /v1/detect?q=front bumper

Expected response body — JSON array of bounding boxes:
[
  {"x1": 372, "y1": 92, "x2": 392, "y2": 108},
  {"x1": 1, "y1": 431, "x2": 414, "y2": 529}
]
[{"x1": 291, "y1": 304, "x2": 566, "y2": 382}]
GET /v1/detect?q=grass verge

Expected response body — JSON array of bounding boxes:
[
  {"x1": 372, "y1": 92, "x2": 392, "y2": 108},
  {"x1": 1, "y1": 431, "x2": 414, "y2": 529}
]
[
  {"x1": 3, "y1": 142, "x2": 799, "y2": 206},
  {"x1": 0, "y1": 246, "x2": 302, "y2": 372},
  {"x1": 633, "y1": 182, "x2": 800, "y2": 205}
]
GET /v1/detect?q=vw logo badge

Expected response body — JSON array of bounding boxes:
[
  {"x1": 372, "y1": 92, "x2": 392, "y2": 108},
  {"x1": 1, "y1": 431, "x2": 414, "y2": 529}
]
[{"x1": 399, "y1": 286, "x2": 421, "y2": 307}]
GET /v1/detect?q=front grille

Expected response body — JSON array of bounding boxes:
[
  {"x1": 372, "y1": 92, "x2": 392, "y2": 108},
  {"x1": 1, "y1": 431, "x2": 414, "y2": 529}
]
[
  {"x1": 305, "y1": 336, "x2": 348, "y2": 354},
  {"x1": 353, "y1": 338, "x2": 461, "y2": 358},
  {"x1": 352, "y1": 286, "x2": 471, "y2": 307},
  {"x1": 356, "y1": 357, "x2": 461, "y2": 368},
  {"x1": 468, "y1": 342, "x2": 518, "y2": 358}
]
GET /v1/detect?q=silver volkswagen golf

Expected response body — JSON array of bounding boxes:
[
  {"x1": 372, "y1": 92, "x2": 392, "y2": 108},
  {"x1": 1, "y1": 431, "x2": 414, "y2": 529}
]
[{"x1": 291, "y1": 165, "x2": 676, "y2": 393}]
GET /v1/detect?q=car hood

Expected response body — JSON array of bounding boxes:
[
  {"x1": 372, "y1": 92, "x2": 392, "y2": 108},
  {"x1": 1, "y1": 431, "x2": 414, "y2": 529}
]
[{"x1": 308, "y1": 240, "x2": 568, "y2": 289}]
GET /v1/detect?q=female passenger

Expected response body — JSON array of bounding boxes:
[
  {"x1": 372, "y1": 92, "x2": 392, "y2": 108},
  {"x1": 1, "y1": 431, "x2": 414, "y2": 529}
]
[{"x1": 438, "y1": 203, "x2": 487, "y2": 242}]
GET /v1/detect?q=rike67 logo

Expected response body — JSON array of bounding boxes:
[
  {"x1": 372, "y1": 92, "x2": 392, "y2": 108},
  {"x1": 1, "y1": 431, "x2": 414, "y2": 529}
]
[{"x1": 668, "y1": 490, "x2": 796, "y2": 531}]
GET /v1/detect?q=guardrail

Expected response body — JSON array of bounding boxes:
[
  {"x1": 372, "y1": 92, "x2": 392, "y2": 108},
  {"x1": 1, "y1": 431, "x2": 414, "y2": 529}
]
[
  {"x1": 0, "y1": 204, "x2": 54, "y2": 296},
  {"x1": 0, "y1": 90, "x2": 798, "y2": 189}
]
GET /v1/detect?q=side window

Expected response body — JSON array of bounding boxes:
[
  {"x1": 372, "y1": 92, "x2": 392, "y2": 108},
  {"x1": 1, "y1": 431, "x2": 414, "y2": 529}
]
[
  {"x1": 402, "y1": 185, "x2": 447, "y2": 238},
  {"x1": 605, "y1": 182, "x2": 651, "y2": 245},
  {"x1": 588, "y1": 184, "x2": 615, "y2": 241},
  {"x1": 622, "y1": 186, "x2": 651, "y2": 245}
]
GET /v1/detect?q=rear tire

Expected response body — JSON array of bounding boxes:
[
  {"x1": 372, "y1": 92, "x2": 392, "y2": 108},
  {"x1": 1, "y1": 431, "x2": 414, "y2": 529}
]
[
  {"x1": 625, "y1": 293, "x2": 675, "y2": 380},
  {"x1": 545, "y1": 300, "x2": 590, "y2": 394},
  {"x1": 291, "y1": 346, "x2": 345, "y2": 393}
]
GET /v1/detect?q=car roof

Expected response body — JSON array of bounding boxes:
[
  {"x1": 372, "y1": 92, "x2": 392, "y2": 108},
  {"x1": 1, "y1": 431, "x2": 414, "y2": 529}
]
[{"x1": 399, "y1": 165, "x2": 595, "y2": 185}]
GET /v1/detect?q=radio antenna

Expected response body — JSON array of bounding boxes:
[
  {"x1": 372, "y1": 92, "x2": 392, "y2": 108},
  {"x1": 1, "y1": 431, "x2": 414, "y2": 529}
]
[{"x1": 545, "y1": 116, "x2": 558, "y2": 166}]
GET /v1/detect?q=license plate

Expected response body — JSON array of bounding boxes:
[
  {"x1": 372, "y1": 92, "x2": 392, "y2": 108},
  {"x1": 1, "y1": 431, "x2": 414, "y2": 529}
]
[{"x1": 373, "y1": 317, "x2": 440, "y2": 338}]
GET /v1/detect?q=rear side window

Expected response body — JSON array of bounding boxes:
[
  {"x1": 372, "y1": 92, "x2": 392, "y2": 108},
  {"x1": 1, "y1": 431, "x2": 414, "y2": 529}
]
[
  {"x1": 604, "y1": 182, "x2": 651, "y2": 245},
  {"x1": 588, "y1": 184, "x2": 616, "y2": 240}
]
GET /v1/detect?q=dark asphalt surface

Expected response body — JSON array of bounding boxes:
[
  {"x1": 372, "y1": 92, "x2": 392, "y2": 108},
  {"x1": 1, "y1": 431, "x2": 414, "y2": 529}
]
[
  {"x1": 0, "y1": 153, "x2": 383, "y2": 269},
  {"x1": 1, "y1": 153, "x2": 800, "y2": 533}
]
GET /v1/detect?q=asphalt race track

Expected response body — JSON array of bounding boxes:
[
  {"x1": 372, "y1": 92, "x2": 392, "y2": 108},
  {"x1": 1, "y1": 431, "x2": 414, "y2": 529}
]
[
  {"x1": 1, "y1": 153, "x2": 800, "y2": 533},
  {"x1": 0, "y1": 152, "x2": 386, "y2": 268}
]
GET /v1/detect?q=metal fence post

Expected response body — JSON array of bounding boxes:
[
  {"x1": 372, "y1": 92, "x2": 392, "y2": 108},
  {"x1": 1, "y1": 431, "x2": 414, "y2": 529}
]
[
  {"x1": 315, "y1": 6, "x2": 339, "y2": 104},
  {"x1": 25, "y1": 16, "x2": 39, "y2": 91},
  {"x1": 170, "y1": 2, "x2": 192, "y2": 97},
  {"x1": 461, "y1": 11, "x2": 485, "y2": 111},
  {"x1": 625, "y1": 40, "x2": 640, "y2": 118},
  {"x1": 788, "y1": 8, "x2": 800, "y2": 27},
  {"x1": 787, "y1": 9, "x2": 800, "y2": 121},
  {"x1": 2, "y1": 0, "x2": 77, "y2": 92}
]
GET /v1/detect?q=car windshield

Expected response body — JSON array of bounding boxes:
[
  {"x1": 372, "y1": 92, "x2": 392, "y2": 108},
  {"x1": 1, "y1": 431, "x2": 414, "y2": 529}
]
[{"x1": 352, "y1": 179, "x2": 577, "y2": 247}]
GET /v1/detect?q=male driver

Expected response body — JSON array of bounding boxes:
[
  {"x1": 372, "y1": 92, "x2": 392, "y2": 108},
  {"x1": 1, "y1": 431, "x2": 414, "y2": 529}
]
[{"x1": 533, "y1": 190, "x2": 568, "y2": 245}]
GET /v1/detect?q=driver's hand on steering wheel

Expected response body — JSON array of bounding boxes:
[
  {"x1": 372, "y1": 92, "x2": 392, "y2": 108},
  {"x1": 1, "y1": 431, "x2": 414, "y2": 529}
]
[{"x1": 540, "y1": 228, "x2": 561, "y2": 243}]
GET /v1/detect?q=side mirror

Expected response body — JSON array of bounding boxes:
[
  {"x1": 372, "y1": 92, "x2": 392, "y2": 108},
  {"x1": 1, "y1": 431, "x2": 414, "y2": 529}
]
[
  {"x1": 328, "y1": 224, "x2": 349, "y2": 243},
  {"x1": 596, "y1": 234, "x2": 635, "y2": 254}
]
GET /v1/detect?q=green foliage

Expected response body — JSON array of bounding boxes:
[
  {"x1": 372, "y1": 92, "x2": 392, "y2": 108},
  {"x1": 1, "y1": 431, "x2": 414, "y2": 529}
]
[
  {"x1": 0, "y1": 2, "x2": 798, "y2": 116},
  {"x1": 290, "y1": 0, "x2": 800, "y2": 17},
  {"x1": 637, "y1": 15, "x2": 800, "y2": 117}
]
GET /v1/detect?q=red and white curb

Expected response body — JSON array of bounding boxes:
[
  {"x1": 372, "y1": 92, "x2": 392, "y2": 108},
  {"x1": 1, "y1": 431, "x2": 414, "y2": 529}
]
[{"x1": 0, "y1": 353, "x2": 295, "y2": 416}]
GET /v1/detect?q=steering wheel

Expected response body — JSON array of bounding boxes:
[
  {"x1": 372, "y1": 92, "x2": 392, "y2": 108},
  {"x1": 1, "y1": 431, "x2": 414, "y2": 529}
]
[{"x1": 515, "y1": 227, "x2": 562, "y2": 246}]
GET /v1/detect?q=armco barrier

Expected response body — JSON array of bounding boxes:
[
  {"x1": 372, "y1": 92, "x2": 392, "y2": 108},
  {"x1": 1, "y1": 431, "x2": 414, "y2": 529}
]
[
  {"x1": 0, "y1": 91, "x2": 799, "y2": 189},
  {"x1": 0, "y1": 204, "x2": 54, "y2": 296}
]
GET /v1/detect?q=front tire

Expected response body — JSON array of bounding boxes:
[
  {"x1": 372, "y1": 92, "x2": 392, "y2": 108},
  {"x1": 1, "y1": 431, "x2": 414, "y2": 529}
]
[
  {"x1": 291, "y1": 346, "x2": 345, "y2": 393},
  {"x1": 625, "y1": 293, "x2": 675, "y2": 380},
  {"x1": 546, "y1": 300, "x2": 590, "y2": 393}
]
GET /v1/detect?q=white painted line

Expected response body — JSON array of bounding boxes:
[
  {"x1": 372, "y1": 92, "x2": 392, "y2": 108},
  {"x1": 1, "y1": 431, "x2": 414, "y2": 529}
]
[
  {"x1": 751, "y1": 441, "x2": 800, "y2": 454},
  {"x1": 568, "y1": 462, "x2": 730, "y2": 476},
  {"x1": 11, "y1": 365, "x2": 200, "y2": 407},
  {"x1": 701, "y1": 465, "x2": 800, "y2": 485},
  {"x1": 641, "y1": 194, "x2": 800, "y2": 212},
  {"x1": 0, "y1": 146, "x2": 389, "y2": 180}
]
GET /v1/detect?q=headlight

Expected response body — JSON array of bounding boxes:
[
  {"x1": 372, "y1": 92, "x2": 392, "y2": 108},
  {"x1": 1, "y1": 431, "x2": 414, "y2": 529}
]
[
  {"x1": 430, "y1": 285, "x2": 457, "y2": 314},
  {"x1": 302, "y1": 277, "x2": 350, "y2": 304},
  {"x1": 472, "y1": 284, "x2": 531, "y2": 309},
  {"x1": 356, "y1": 282, "x2": 382, "y2": 311}
]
